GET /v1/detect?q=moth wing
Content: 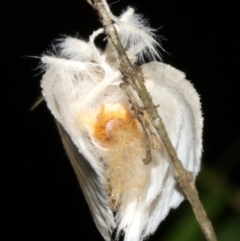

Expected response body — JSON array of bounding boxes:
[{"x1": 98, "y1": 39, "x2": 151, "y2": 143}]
[
  {"x1": 143, "y1": 62, "x2": 203, "y2": 173},
  {"x1": 56, "y1": 121, "x2": 114, "y2": 241},
  {"x1": 140, "y1": 62, "x2": 203, "y2": 237}
]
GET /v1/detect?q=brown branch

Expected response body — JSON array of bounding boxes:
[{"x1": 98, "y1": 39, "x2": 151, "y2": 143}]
[
  {"x1": 120, "y1": 82, "x2": 152, "y2": 165},
  {"x1": 87, "y1": 1, "x2": 218, "y2": 241}
]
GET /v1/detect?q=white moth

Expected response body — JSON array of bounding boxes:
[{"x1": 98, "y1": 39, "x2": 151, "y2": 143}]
[{"x1": 40, "y1": 7, "x2": 203, "y2": 241}]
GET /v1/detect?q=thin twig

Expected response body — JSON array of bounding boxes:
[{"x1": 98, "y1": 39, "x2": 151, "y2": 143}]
[
  {"x1": 87, "y1": 1, "x2": 218, "y2": 241},
  {"x1": 120, "y1": 82, "x2": 152, "y2": 164}
]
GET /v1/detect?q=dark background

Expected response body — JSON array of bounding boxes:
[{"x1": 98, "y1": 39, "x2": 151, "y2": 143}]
[{"x1": 1, "y1": 0, "x2": 239, "y2": 240}]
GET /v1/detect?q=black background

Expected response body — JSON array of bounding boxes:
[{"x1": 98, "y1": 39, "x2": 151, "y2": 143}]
[{"x1": 1, "y1": 0, "x2": 239, "y2": 240}]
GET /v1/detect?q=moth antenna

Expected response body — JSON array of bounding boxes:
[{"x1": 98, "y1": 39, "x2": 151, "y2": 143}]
[{"x1": 30, "y1": 95, "x2": 44, "y2": 111}]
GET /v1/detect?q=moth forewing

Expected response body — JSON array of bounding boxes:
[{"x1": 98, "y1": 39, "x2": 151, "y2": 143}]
[{"x1": 55, "y1": 121, "x2": 114, "y2": 241}]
